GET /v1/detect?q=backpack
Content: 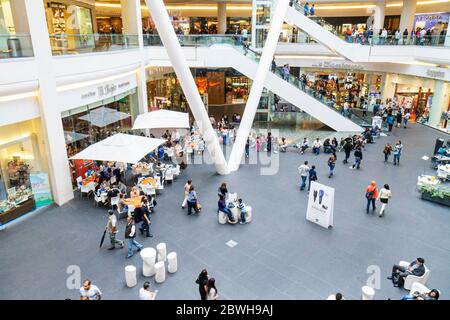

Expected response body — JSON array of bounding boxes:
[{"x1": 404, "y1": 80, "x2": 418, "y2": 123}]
[{"x1": 365, "y1": 189, "x2": 374, "y2": 199}]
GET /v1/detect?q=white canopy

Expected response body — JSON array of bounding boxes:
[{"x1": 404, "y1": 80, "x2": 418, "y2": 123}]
[
  {"x1": 64, "y1": 131, "x2": 89, "y2": 144},
  {"x1": 132, "y1": 109, "x2": 189, "y2": 130},
  {"x1": 69, "y1": 133, "x2": 165, "y2": 164},
  {"x1": 78, "y1": 106, "x2": 131, "y2": 127}
]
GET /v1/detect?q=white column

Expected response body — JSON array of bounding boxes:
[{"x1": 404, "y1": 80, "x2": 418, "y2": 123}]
[
  {"x1": 145, "y1": 0, "x2": 229, "y2": 175},
  {"x1": 218, "y1": 2, "x2": 227, "y2": 34},
  {"x1": 428, "y1": 80, "x2": 449, "y2": 127},
  {"x1": 399, "y1": 0, "x2": 416, "y2": 35},
  {"x1": 121, "y1": 0, "x2": 148, "y2": 115},
  {"x1": 10, "y1": 0, "x2": 30, "y2": 34},
  {"x1": 228, "y1": 0, "x2": 290, "y2": 172},
  {"x1": 381, "y1": 73, "x2": 396, "y2": 103},
  {"x1": 24, "y1": 0, "x2": 74, "y2": 205},
  {"x1": 444, "y1": 27, "x2": 450, "y2": 47},
  {"x1": 373, "y1": 0, "x2": 386, "y2": 34}
]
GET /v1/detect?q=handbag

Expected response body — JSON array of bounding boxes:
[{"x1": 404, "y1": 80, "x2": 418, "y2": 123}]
[{"x1": 196, "y1": 202, "x2": 202, "y2": 212}]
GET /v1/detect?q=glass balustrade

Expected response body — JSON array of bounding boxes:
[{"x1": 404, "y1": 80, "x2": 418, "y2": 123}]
[
  {"x1": 290, "y1": 3, "x2": 450, "y2": 48},
  {"x1": 0, "y1": 34, "x2": 34, "y2": 59},
  {"x1": 49, "y1": 34, "x2": 139, "y2": 55}
]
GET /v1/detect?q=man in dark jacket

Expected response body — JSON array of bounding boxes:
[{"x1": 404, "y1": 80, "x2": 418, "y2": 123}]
[
  {"x1": 352, "y1": 147, "x2": 363, "y2": 169},
  {"x1": 388, "y1": 258, "x2": 426, "y2": 287},
  {"x1": 343, "y1": 138, "x2": 353, "y2": 163},
  {"x1": 125, "y1": 216, "x2": 143, "y2": 259}
]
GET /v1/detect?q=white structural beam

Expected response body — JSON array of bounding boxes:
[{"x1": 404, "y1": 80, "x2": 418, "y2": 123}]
[
  {"x1": 24, "y1": 0, "x2": 74, "y2": 205},
  {"x1": 228, "y1": 0, "x2": 290, "y2": 172},
  {"x1": 144, "y1": 0, "x2": 229, "y2": 175}
]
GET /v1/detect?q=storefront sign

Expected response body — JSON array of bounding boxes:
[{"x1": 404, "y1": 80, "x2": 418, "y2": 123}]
[
  {"x1": 306, "y1": 181, "x2": 334, "y2": 229},
  {"x1": 30, "y1": 173, "x2": 53, "y2": 208},
  {"x1": 311, "y1": 61, "x2": 365, "y2": 70},
  {"x1": 60, "y1": 73, "x2": 137, "y2": 111},
  {"x1": 413, "y1": 13, "x2": 450, "y2": 30},
  {"x1": 426, "y1": 69, "x2": 445, "y2": 79}
]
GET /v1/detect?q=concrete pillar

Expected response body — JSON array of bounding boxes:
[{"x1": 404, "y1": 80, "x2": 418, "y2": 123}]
[
  {"x1": 121, "y1": 0, "x2": 139, "y2": 35},
  {"x1": 145, "y1": 0, "x2": 229, "y2": 175},
  {"x1": 428, "y1": 80, "x2": 450, "y2": 127},
  {"x1": 373, "y1": 0, "x2": 386, "y2": 34},
  {"x1": 23, "y1": 0, "x2": 74, "y2": 205},
  {"x1": 381, "y1": 73, "x2": 396, "y2": 103},
  {"x1": 228, "y1": 0, "x2": 290, "y2": 172},
  {"x1": 218, "y1": 2, "x2": 227, "y2": 34},
  {"x1": 399, "y1": 0, "x2": 416, "y2": 35},
  {"x1": 9, "y1": 0, "x2": 30, "y2": 34}
]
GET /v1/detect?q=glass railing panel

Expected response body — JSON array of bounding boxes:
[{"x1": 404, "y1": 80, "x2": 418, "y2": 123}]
[
  {"x1": 370, "y1": 34, "x2": 450, "y2": 47},
  {"x1": 0, "y1": 34, "x2": 34, "y2": 59},
  {"x1": 50, "y1": 34, "x2": 139, "y2": 55}
]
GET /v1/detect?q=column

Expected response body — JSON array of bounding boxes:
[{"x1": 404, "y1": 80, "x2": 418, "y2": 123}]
[
  {"x1": 428, "y1": 80, "x2": 450, "y2": 127},
  {"x1": 399, "y1": 0, "x2": 416, "y2": 35},
  {"x1": 218, "y1": 2, "x2": 227, "y2": 34},
  {"x1": 23, "y1": 0, "x2": 74, "y2": 205},
  {"x1": 444, "y1": 27, "x2": 450, "y2": 47},
  {"x1": 9, "y1": 0, "x2": 30, "y2": 34},
  {"x1": 228, "y1": 0, "x2": 290, "y2": 172},
  {"x1": 373, "y1": 0, "x2": 386, "y2": 34},
  {"x1": 145, "y1": 0, "x2": 229, "y2": 175},
  {"x1": 122, "y1": 0, "x2": 148, "y2": 115},
  {"x1": 381, "y1": 73, "x2": 396, "y2": 103}
]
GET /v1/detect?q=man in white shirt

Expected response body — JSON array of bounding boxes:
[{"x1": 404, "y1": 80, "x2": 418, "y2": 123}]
[
  {"x1": 298, "y1": 161, "x2": 310, "y2": 191},
  {"x1": 139, "y1": 282, "x2": 157, "y2": 300},
  {"x1": 380, "y1": 28, "x2": 388, "y2": 45},
  {"x1": 79, "y1": 279, "x2": 102, "y2": 300},
  {"x1": 313, "y1": 138, "x2": 322, "y2": 155}
]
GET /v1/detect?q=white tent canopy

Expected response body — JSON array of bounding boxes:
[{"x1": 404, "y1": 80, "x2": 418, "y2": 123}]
[
  {"x1": 69, "y1": 133, "x2": 165, "y2": 164},
  {"x1": 132, "y1": 109, "x2": 189, "y2": 130}
]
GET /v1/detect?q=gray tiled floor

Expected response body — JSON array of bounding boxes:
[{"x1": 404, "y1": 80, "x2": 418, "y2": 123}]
[{"x1": 0, "y1": 123, "x2": 449, "y2": 300}]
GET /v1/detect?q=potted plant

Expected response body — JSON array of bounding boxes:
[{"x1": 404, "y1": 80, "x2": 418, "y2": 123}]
[{"x1": 418, "y1": 184, "x2": 450, "y2": 207}]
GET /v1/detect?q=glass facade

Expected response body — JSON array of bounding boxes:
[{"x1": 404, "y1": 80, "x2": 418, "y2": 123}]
[{"x1": 0, "y1": 119, "x2": 51, "y2": 225}]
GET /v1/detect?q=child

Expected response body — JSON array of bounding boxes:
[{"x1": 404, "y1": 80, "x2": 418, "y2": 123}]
[{"x1": 237, "y1": 198, "x2": 247, "y2": 225}]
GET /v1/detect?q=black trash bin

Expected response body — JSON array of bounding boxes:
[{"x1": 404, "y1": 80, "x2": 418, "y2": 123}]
[{"x1": 7, "y1": 38, "x2": 22, "y2": 58}]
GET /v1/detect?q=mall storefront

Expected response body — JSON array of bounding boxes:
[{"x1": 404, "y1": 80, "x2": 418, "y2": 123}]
[{"x1": 0, "y1": 119, "x2": 52, "y2": 226}]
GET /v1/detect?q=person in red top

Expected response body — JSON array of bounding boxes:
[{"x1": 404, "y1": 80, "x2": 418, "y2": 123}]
[{"x1": 365, "y1": 181, "x2": 379, "y2": 213}]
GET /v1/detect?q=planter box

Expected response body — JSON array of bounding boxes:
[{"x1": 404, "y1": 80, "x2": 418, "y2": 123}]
[{"x1": 421, "y1": 192, "x2": 450, "y2": 207}]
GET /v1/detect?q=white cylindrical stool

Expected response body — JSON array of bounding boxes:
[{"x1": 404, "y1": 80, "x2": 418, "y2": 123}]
[
  {"x1": 157, "y1": 242, "x2": 167, "y2": 262},
  {"x1": 124, "y1": 265, "x2": 137, "y2": 287},
  {"x1": 218, "y1": 212, "x2": 227, "y2": 224},
  {"x1": 140, "y1": 247, "x2": 157, "y2": 277},
  {"x1": 245, "y1": 206, "x2": 252, "y2": 223},
  {"x1": 155, "y1": 261, "x2": 166, "y2": 283},
  {"x1": 361, "y1": 286, "x2": 375, "y2": 300},
  {"x1": 167, "y1": 252, "x2": 178, "y2": 273}
]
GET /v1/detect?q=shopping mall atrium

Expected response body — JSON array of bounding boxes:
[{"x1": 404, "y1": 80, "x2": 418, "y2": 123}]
[{"x1": 0, "y1": 0, "x2": 449, "y2": 301}]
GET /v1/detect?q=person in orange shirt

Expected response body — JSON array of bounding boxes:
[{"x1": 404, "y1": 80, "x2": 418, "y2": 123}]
[{"x1": 365, "y1": 181, "x2": 379, "y2": 214}]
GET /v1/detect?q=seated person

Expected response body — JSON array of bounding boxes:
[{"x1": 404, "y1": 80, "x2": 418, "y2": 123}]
[
  {"x1": 237, "y1": 198, "x2": 247, "y2": 225},
  {"x1": 323, "y1": 138, "x2": 332, "y2": 153},
  {"x1": 388, "y1": 257, "x2": 425, "y2": 287},
  {"x1": 130, "y1": 187, "x2": 140, "y2": 198},
  {"x1": 312, "y1": 138, "x2": 322, "y2": 155},
  {"x1": 401, "y1": 289, "x2": 439, "y2": 301},
  {"x1": 218, "y1": 182, "x2": 228, "y2": 198},
  {"x1": 437, "y1": 146, "x2": 449, "y2": 156},
  {"x1": 118, "y1": 181, "x2": 127, "y2": 195},
  {"x1": 331, "y1": 138, "x2": 338, "y2": 152},
  {"x1": 86, "y1": 167, "x2": 94, "y2": 177},
  {"x1": 363, "y1": 128, "x2": 373, "y2": 144},
  {"x1": 298, "y1": 138, "x2": 309, "y2": 155},
  {"x1": 279, "y1": 137, "x2": 288, "y2": 152},
  {"x1": 217, "y1": 195, "x2": 235, "y2": 222},
  {"x1": 107, "y1": 186, "x2": 120, "y2": 198},
  {"x1": 117, "y1": 194, "x2": 128, "y2": 213}
]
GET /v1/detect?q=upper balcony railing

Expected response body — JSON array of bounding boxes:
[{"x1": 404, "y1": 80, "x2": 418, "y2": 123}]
[
  {"x1": 0, "y1": 34, "x2": 34, "y2": 59},
  {"x1": 290, "y1": 2, "x2": 450, "y2": 48},
  {"x1": 49, "y1": 34, "x2": 139, "y2": 55}
]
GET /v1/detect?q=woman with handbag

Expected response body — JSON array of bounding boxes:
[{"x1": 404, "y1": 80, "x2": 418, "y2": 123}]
[{"x1": 187, "y1": 185, "x2": 199, "y2": 215}]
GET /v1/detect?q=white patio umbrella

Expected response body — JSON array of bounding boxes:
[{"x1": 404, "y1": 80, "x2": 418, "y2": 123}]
[
  {"x1": 64, "y1": 131, "x2": 90, "y2": 144},
  {"x1": 69, "y1": 133, "x2": 165, "y2": 164},
  {"x1": 78, "y1": 106, "x2": 131, "y2": 127},
  {"x1": 132, "y1": 109, "x2": 189, "y2": 130}
]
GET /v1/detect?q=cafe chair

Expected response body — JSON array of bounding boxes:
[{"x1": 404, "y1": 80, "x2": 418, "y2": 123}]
[
  {"x1": 76, "y1": 176, "x2": 83, "y2": 192},
  {"x1": 165, "y1": 172, "x2": 174, "y2": 184},
  {"x1": 398, "y1": 260, "x2": 431, "y2": 290},
  {"x1": 227, "y1": 193, "x2": 237, "y2": 203}
]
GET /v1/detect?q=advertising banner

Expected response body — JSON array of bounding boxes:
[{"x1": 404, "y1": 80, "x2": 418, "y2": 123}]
[
  {"x1": 30, "y1": 173, "x2": 53, "y2": 208},
  {"x1": 306, "y1": 181, "x2": 334, "y2": 229}
]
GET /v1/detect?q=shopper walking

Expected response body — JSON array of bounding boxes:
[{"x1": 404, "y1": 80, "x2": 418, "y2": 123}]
[
  {"x1": 365, "y1": 181, "x2": 379, "y2": 214},
  {"x1": 403, "y1": 111, "x2": 410, "y2": 128},
  {"x1": 396, "y1": 110, "x2": 403, "y2": 128},
  {"x1": 308, "y1": 165, "x2": 317, "y2": 191},
  {"x1": 139, "y1": 199, "x2": 153, "y2": 238},
  {"x1": 328, "y1": 153, "x2": 336, "y2": 178},
  {"x1": 378, "y1": 184, "x2": 392, "y2": 217},
  {"x1": 79, "y1": 279, "x2": 102, "y2": 300},
  {"x1": 125, "y1": 216, "x2": 143, "y2": 259},
  {"x1": 351, "y1": 147, "x2": 363, "y2": 169},
  {"x1": 343, "y1": 137, "x2": 353, "y2": 163},
  {"x1": 186, "y1": 185, "x2": 199, "y2": 215},
  {"x1": 196, "y1": 269, "x2": 209, "y2": 300},
  {"x1": 387, "y1": 113, "x2": 395, "y2": 132},
  {"x1": 267, "y1": 132, "x2": 272, "y2": 153},
  {"x1": 106, "y1": 209, "x2": 124, "y2": 250},
  {"x1": 181, "y1": 179, "x2": 192, "y2": 209},
  {"x1": 207, "y1": 278, "x2": 219, "y2": 300},
  {"x1": 393, "y1": 140, "x2": 403, "y2": 165},
  {"x1": 298, "y1": 161, "x2": 310, "y2": 191},
  {"x1": 245, "y1": 137, "x2": 250, "y2": 158},
  {"x1": 383, "y1": 143, "x2": 393, "y2": 163}
]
